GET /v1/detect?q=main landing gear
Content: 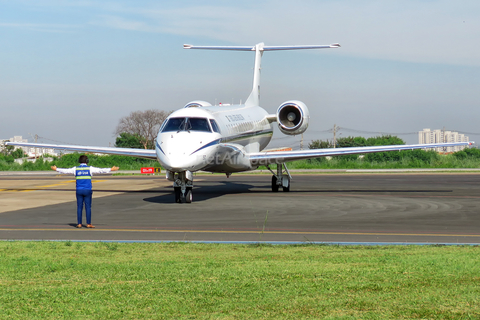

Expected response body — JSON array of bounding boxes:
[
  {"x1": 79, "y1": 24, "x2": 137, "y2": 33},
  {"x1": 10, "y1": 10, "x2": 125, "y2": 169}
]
[
  {"x1": 267, "y1": 163, "x2": 291, "y2": 192},
  {"x1": 168, "y1": 171, "x2": 193, "y2": 203}
]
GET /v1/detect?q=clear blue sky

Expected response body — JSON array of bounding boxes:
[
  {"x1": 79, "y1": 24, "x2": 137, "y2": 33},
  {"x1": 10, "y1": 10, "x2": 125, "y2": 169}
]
[{"x1": 1, "y1": 0, "x2": 479, "y2": 147}]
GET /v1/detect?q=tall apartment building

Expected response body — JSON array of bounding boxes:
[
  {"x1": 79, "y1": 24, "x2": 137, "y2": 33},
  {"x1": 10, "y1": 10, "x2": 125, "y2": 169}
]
[{"x1": 418, "y1": 128, "x2": 469, "y2": 153}]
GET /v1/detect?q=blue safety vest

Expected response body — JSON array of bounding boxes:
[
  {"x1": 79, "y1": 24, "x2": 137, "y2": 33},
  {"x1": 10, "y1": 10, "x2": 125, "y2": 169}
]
[{"x1": 75, "y1": 164, "x2": 92, "y2": 190}]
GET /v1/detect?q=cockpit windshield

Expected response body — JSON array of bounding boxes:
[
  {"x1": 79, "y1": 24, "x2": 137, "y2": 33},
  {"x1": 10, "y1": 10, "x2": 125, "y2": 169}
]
[{"x1": 162, "y1": 117, "x2": 212, "y2": 133}]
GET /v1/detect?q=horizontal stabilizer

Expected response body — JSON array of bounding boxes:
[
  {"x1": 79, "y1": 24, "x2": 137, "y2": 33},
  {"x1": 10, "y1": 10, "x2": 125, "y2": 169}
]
[
  {"x1": 184, "y1": 43, "x2": 340, "y2": 51},
  {"x1": 184, "y1": 42, "x2": 340, "y2": 108}
]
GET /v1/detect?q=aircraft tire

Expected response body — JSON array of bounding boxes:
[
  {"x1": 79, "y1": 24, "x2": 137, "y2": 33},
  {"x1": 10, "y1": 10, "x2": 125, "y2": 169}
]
[
  {"x1": 282, "y1": 178, "x2": 290, "y2": 192},
  {"x1": 185, "y1": 188, "x2": 193, "y2": 203},
  {"x1": 174, "y1": 187, "x2": 182, "y2": 203},
  {"x1": 271, "y1": 175, "x2": 279, "y2": 192}
]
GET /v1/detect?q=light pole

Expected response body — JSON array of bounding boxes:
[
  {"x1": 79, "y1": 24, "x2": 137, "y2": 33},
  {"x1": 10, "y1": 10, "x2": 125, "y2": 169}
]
[
  {"x1": 332, "y1": 124, "x2": 340, "y2": 148},
  {"x1": 28, "y1": 133, "x2": 38, "y2": 159}
]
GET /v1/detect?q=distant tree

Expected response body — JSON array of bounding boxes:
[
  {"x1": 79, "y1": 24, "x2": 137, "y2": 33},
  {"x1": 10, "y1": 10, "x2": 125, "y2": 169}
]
[
  {"x1": 11, "y1": 148, "x2": 25, "y2": 159},
  {"x1": 4, "y1": 155, "x2": 14, "y2": 163},
  {"x1": 3, "y1": 144, "x2": 14, "y2": 156},
  {"x1": 115, "y1": 132, "x2": 145, "y2": 149},
  {"x1": 460, "y1": 148, "x2": 480, "y2": 158},
  {"x1": 332, "y1": 137, "x2": 366, "y2": 160},
  {"x1": 114, "y1": 110, "x2": 173, "y2": 149},
  {"x1": 308, "y1": 135, "x2": 407, "y2": 162},
  {"x1": 308, "y1": 140, "x2": 331, "y2": 149},
  {"x1": 336, "y1": 136, "x2": 367, "y2": 148},
  {"x1": 366, "y1": 135, "x2": 405, "y2": 146},
  {"x1": 2, "y1": 142, "x2": 24, "y2": 158},
  {"x1": 363, "y1": 136, "x2": 406, "y2": 162},
  {"x1": 453, "y1": 151, "x2": 467, "y2": 160}
]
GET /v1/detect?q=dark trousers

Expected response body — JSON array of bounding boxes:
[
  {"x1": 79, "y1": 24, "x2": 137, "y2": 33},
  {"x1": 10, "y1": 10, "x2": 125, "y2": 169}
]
[{"x1": 76, "y1": 189, "x2": 93, "y2": 225}]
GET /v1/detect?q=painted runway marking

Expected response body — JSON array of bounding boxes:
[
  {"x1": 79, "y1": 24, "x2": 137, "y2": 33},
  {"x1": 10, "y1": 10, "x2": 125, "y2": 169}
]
[
  {"x1": 0, "y1": 180, "x2": 106, "y2": 192},
  {"x1": 0, "y1": 228, "x2": 478, "y2": 238}
]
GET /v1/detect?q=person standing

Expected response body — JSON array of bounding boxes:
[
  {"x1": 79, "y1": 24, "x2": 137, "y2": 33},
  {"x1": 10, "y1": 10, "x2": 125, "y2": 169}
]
[{"x1": 51, "y1": 155, "x2": 119, "y2": 228}]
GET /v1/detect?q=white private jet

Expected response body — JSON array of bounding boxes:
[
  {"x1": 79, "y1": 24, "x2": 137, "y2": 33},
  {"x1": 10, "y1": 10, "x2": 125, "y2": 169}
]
[{"x1": 7, "y1": 43, "x2": 473, "y2": 203}]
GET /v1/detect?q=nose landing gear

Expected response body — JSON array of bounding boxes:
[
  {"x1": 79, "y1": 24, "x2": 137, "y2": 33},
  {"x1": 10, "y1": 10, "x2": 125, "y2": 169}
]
[
  {"x1": 170, "y1": 171, "x2": 194, "y2": 203},
  {"x1": 174, "y1": 186, "x2": 192, "y2": 203}
]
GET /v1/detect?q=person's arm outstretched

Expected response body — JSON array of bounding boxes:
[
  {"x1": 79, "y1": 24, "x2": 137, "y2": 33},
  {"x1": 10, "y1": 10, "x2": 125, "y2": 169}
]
[
  {"x1": 90, "y1": 166, "x2": 120, "y2": 174},
  {"x1": 51, "y1": 166, "x2": 75, "y2": 174}
]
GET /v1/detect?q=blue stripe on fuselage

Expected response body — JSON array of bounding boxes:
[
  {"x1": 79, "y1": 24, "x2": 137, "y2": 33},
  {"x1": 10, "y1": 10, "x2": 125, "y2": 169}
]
[
  {"x1": 189, "y1": 139, "x2": 222, "y2": 155},
  {"x1": 221, "y1": 129, "x2": 273, "y2": 144},
  {"x1": 155, "y1": 141, "x2": 165, "y2": 155},
  {"x1": 170, "y1": 129, "x2": 273, "y2": 156}
]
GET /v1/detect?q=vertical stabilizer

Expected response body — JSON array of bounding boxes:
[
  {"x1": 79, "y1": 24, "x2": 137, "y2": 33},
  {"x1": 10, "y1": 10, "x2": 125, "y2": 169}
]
[{"x1": 245, "y1": 43, "x2": 264, "y2": 107}]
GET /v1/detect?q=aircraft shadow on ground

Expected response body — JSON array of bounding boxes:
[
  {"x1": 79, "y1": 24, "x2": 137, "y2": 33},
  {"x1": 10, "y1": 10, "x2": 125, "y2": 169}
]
[{"x1": 143, "y1": 180, "x2": 262, "y2": 203}]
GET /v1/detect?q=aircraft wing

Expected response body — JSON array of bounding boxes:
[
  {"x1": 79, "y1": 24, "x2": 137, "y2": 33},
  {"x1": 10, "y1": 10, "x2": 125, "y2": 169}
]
[
  {"x1": 4, "y1": 142, "x2": 157, "y2": 159},
  {"x1": 249, "y1": 142, "x2": 474, "y2": 165}
]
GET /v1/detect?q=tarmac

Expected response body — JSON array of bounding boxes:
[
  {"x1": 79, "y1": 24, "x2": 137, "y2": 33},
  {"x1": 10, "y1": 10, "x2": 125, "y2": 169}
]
[{"x1": 1, "y1": 171, "x2": 480, "y2": 244}]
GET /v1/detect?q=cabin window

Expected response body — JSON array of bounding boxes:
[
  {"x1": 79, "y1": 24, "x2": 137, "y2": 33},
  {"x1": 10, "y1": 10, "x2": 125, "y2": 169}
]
[
  {"x1": 162, "y1": 117, "x2": 212, "y2": 133},
  {"x1": 162, "y1": 117, "x2": 185, "y2": 132},
  {"x1": 209, "y1": 119, "x2": 221, "y2": 133},
  {"x1": 188, "y1": 118, "x2": 211, "y2": 132},
  {"x1": 159, "y1": 119, "x2": 168, "y2": 132}
]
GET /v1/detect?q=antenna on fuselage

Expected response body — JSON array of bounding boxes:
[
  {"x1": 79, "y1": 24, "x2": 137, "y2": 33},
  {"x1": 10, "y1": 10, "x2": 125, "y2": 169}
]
[{"x1": 183, "y1": 43, "x2": 340, "y2": 108}]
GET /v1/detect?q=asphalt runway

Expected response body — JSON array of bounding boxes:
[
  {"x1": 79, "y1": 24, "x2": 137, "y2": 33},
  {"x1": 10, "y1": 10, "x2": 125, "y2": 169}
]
[{"x1": 1, "y1": 173, "x2": 480, "y2": 244}]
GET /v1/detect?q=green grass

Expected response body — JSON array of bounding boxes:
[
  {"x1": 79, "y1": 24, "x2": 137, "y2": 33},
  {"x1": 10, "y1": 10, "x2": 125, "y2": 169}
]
[{"x1": 1, "y1": 242, "x2": 478, "y2": 319}]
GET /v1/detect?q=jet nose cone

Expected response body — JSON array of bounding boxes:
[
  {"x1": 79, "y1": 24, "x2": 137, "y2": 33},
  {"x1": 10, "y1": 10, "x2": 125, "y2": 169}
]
[
  {"x1": 163, "y1": 156, "x2": 194, "y2": 172},
  {"x1": 157, "y1": 131, "x2": 217, "y2": 172},
  {"x1": 157, "y1": 143, "x2": 198, "y2": 171}
]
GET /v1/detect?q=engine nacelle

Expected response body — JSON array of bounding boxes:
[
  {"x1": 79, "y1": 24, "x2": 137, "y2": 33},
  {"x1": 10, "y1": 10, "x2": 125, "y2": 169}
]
[
  {"x1": 183, "y1": 100, "x2": 212, "y2": 108},
  {"x1": 276, "y1": 100, "x2": 310, "y2": 135}
]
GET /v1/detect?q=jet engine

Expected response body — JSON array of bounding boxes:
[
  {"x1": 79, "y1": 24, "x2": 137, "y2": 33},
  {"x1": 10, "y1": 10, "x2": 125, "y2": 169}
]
[{"x1": 276, "y1": 100, "x2": 310, "y2": 135}]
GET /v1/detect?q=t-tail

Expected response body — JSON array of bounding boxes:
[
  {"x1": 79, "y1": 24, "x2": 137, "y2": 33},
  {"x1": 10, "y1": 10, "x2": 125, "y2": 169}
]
[{"x1": 183, "y1": 43, "x2": 340, "y2": 107}]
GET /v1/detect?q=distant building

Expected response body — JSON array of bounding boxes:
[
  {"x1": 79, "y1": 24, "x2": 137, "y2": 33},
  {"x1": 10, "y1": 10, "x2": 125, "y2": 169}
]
[
  {"x1": 418, "y1": 128, "x2": 469, "y2": 153},
  {"x1": 1, "y1": 136, "x2": 28, "y2": 154},
  {"x1": 0, "y1": 139, "x2": 8, "y2": 152},
  {"x1": 9, "y1": 136, "x2": 28, "y2": 145},
  {"x1": 1, "y1": 136, "x2": 58, "y2": 158}
]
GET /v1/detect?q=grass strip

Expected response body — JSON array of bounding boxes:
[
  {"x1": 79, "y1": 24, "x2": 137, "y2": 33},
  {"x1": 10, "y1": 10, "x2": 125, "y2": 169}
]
[{"x1": 0, "y1": 242, "x2": 478, "y2": 319}]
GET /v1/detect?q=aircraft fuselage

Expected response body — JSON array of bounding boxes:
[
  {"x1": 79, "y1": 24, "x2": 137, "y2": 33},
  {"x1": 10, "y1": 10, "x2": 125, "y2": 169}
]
[{"x1": 156, "y1": 104, "x2": 273, "y2": 173}]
